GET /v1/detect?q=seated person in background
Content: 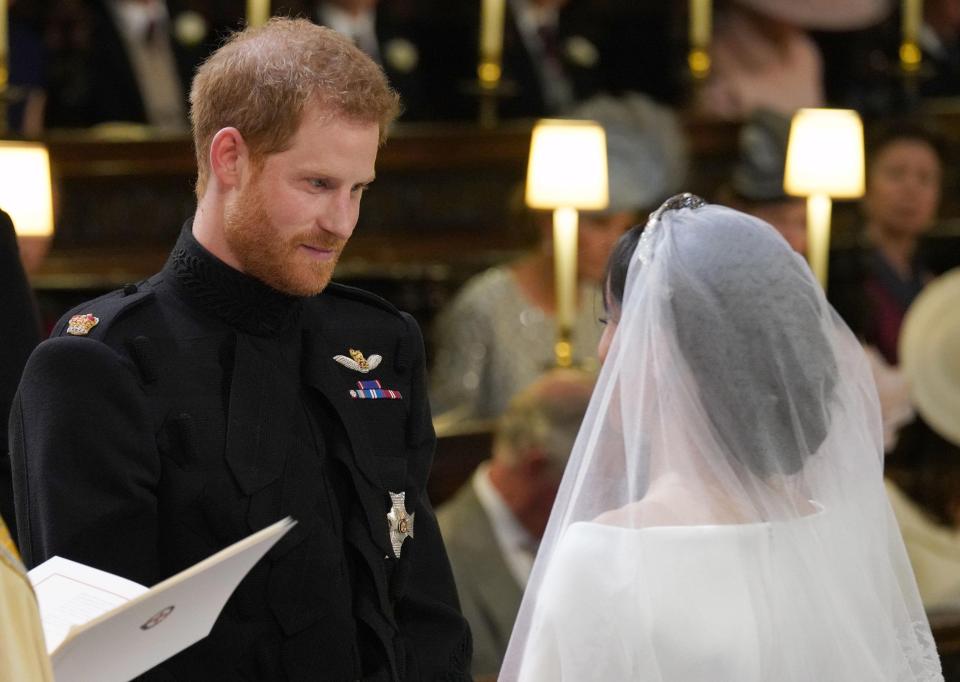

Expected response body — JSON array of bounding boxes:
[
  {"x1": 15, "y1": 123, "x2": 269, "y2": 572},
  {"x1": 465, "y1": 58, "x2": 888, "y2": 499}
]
[
  {"x1": 886, "y1": 419, "x2": 960, "y2": 609},
  {"x1": 918, "y1": 0, "x2": 960, "y2": 98},
  {"x1": 695, "y1": 0, "x2": 890, "y2": 120},
  {"x1": 829, "y1": 121, "x2": 944, "y2": 452},
  {"x1": 886, "y1": 269, "x2": 960, "y2": 610},
  {"x1": 830, "y1": 120, "x2": 944, "y2": 366},
  {"x1": 429, "y1": 93, "x2": 686, "y2": 425},
  {"x1": 438, "y1": 368, "x2": 594, "y2": 680},
  {"x1": 0, "y1": 514, "x2": 51, "y2": 681},
  {"x1": 10, "y1": 0, "x2": 46, "y2": 137},
  {"x1": 423, "y1": 0, "x2": 667, "y2": 120},
  {"x1": 44, "y1": 0, "x2": 214, "y2": 129},
  {"x1": 277, "y1": 0, "x2": 435, "y2": 119},
  {"x1": 720, "y1": 110, "x2": 918, "y2": 452},
  {"x1": 716, "y1": 108, "x2": 808, "y2": 255}
]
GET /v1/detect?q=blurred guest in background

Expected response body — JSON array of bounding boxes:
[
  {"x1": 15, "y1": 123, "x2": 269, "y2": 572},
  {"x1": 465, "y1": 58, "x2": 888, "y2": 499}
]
[
  {"x1": 719, "y1": 111, "x2": 919, "y2": 453},
  {"x1": 918, "y1": 0, "x2": 960, "y2": 98},
  {"x1": 696, "y1": 0, "x2": 891, "y2": 120},
  {"x1": 429, "y1": 93, "x2": 687, "y2": 425},
  {"x1": 9, "y1": 0, "x2": 48, "y2": 136},
  {"x1": 886, "y1": 419, "x2": 960, "y2": 609},
  {"x1": 424, "y1": 0, "x2": 671, "y2": 120},
  {"x1": 886, "y1": 268, "x2": 960, "y2": 609},
  {"x1": 830, "y1": 120, "x2": 943, "y2": 366},
  {"x1": 43, "y1": 0, "x2": 216, "y2": 130},
  {"x1": 279, "y1": 0, "x2": 435, "y2": 119},
  {"x1": 717, "y1": 108, "x2": 808, "y2": 254},
  {"x1": 438, "y1": 368, "x2": 594, "y2": 679}
]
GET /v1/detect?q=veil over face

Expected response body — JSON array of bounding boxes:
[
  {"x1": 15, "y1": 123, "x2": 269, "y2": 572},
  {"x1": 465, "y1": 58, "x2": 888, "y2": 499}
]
[{"x1": 499, "y1": 196, "x2": 942, "y2": 681}]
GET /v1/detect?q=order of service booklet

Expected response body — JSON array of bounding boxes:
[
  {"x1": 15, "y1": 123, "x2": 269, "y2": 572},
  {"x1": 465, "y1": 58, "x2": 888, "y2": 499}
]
[{"x1": 28, "y1": 516, "x2": 296, "y2": 682}]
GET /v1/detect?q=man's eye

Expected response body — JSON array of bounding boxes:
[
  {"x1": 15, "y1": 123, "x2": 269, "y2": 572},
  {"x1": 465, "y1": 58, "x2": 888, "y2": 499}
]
[
  {"x1": 352, "y1": 184, "x2": 370, "y2": 194},
  {"x1": 598, "y1": 317, "x2": 608, "y2": 326},
  {"x1": 310, "y1": 179, "x2": 328, "y2": 189}
]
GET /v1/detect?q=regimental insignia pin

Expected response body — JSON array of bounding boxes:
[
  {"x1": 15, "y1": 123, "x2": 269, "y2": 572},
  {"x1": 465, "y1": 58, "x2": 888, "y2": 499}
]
[
  {"x1": 66, "y1": 314, "x2": 100, "y2": 336},
  {"x1": 333, "y1": 348, "x2": 382, "y2": 373},
  {"x1": 386, "y1": 491, "x2": 414, "y2": 558}
]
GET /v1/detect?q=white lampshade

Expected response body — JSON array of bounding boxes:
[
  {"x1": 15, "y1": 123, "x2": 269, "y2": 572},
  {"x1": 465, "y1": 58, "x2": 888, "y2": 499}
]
[
  {"x1": 784, "y1": 108, "x2": 864, "y2": 199},
  {"x1": 526, "y1": 119, "x2": 608, "y2": 210},
  {"x1": 0, "y1": 141, "x2": 54, "y2": 237}
]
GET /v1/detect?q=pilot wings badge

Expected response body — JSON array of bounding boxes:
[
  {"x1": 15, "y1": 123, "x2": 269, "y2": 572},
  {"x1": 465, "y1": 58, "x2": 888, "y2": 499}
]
[{"x1": 333, "y1": 348, "x2": 382, "y2": 373}]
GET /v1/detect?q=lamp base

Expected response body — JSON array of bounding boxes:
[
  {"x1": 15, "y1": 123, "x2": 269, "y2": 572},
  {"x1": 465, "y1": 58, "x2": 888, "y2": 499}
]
[
  {"x1": 460, "y1": 78, "x2": 518, "y2": 129},
  {"x1": 554, "y1": 339, "x2": 573, "y2": 369}
]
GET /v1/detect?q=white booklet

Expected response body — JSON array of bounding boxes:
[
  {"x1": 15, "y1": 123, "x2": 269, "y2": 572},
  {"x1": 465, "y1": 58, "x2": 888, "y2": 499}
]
[{"x1": 28, "y1": 517, "x2": 296, "y2": 682}]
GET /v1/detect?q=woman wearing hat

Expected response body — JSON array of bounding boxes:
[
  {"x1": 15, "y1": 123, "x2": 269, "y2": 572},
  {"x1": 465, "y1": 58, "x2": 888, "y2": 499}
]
[
  {"x1": 696, "y1": 0, "x2": 892, "y2": 120},
  {"x1": 885, "y1": 268, "x2": 960, "y2": 610},
  {"x1": 429, "y1": 94, "x2": 687, "y2": 426},
  {"x1": 830, "y1": 121, "x2": 944, "y2": 367}
]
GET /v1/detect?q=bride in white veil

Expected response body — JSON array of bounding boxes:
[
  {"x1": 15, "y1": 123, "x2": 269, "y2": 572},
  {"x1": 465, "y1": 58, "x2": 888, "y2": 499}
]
[{"x1": 499, "y1": 195, "x2": 942, "y2": 681}]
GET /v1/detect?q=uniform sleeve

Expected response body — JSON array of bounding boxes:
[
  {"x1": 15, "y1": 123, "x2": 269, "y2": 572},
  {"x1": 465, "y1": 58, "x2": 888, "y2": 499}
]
[
  {"x1": 0, "y1": 210, "x2": 40, "y2": 541},
  {"x1": 397, "y1": 313, "x2": 473, "y2": 680},
  {"x1": 10, "y1": 336, "x2": 162, "y2": 585}
]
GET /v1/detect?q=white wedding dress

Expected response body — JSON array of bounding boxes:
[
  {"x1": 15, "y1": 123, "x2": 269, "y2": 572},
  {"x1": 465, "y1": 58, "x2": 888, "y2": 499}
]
[{"x1": 518, "y1": 511, "x2": 932, "y2": 681}]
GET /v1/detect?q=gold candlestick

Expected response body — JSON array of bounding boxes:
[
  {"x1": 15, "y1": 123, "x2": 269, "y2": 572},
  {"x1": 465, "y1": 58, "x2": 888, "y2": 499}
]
[
  {"x1": 477, "y1": 0, "x2": 506, "y2": 127},
  {"x1": 246, "y1": 0, "x2": 271, "y2": 28},
  {"x1": 478, "y1": 0, "x2": 505, "y2": 87},
  {"x1": 0, "y1": 0, "x2": 8, "y2": 135},
  {"x1": 900, "y1": 0, "x2": 923, "y2": 72},
  {"x1": 688, "y1": 0, "x2": 712, "y2": 80}
]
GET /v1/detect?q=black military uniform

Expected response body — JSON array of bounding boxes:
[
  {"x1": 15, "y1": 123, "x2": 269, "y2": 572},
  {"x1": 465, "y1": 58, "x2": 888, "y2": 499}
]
[
  {"x1": 8, "y1": 224, "x2": 472, "y2": 680},
  {"x1": 0, "y1": 210, "x2": 40, "y2": 539}
]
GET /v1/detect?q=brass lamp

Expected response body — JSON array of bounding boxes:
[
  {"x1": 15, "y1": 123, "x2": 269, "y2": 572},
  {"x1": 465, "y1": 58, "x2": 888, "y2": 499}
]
[
  {"x1": 784, "y1": 108, "x2": 865, "y2": 289},
  {"x1": 525, "y1": 119, "x2": 608, "y2": 368},
  {"x1": 0, "y1": 140, "x2": 53, "y2": 238}
]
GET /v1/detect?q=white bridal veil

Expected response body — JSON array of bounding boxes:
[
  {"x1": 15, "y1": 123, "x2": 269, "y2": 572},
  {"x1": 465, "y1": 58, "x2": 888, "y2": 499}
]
[{"x1": 499, "y1": 196, "x2": 942, "y2": 681}]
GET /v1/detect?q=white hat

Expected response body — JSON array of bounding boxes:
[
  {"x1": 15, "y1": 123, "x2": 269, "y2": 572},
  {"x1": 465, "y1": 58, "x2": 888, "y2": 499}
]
[
  {"x1": 566, "y1": 93, "x2": 688, "y2": 214},
  {"x1": 900, "y1": 268, "x2": 960, "y2": 447},
  {"x1": 732, "y1": 0, "x2": 892, "y2": 30}
]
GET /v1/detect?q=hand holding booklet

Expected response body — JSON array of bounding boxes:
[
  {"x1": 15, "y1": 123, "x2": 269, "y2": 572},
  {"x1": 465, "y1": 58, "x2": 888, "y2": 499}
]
[{"x1": 28, "y1": 517, "x2": 296, "y2": 682}]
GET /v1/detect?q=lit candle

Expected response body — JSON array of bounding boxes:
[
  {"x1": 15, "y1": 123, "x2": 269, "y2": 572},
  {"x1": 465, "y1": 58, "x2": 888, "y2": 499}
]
[
  {"x1": 900, "y1": 0, "x2": 923, "y2": 70},
  {"x1": 478, "y1": 0, "x2": 506, "y2": 85},
  {"x1": 688, "y1": 0, "x2": 712, "y2": 78},
  {"x1": 0, "y1": 0, "x2": 8, "y2": 88},
  {"x1": 246, "y1": 0, "x2": 270, "y2": 28},
  {"x1": 689, "y1": 0, "x2": 712, "y2": 50},
  {"x1": 553, "y1": 207, "x2": 579, "y2": 338}
]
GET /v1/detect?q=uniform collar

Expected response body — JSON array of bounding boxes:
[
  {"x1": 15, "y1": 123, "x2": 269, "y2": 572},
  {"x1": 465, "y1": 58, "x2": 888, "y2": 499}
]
[{"x1": 164, "y1": 220, "x2": 303, "y2": 337}]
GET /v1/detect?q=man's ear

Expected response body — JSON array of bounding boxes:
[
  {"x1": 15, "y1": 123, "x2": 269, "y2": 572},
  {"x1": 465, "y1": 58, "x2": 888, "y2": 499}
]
[{"x1": 209, "y1": 127, "x2": 248, "y2": 190}]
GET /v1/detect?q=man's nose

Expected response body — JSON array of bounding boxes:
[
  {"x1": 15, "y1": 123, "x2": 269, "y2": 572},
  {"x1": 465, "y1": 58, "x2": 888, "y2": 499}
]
[{"x1": 320, "y1": 192, "x2": 359, "y2": 239}]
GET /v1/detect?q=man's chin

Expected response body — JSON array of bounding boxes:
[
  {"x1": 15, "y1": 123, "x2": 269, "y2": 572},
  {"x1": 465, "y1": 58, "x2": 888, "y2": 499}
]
[{"x1": 270, "y1": 264, "x2": 337, "y2": 297}]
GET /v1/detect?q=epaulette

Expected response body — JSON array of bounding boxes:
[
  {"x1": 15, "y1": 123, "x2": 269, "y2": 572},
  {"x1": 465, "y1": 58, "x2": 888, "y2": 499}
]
[
  {"x1": 53, "y1": 280, "x2": 156, "y2": 340},
  {"x1": 324, "y1": 281, "x2": 402, "y2": 319}
]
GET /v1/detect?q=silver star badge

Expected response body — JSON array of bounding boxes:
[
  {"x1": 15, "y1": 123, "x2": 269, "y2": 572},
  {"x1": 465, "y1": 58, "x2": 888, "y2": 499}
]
[{"x1": 386, "y1": 491, "x2": 414, "y2": 558}]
